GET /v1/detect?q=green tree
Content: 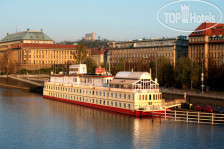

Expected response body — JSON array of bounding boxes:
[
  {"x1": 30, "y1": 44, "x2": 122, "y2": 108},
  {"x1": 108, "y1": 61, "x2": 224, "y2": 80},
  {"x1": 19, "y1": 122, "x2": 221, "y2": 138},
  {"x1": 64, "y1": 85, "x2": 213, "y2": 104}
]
[
  {"x1": 72, "y1": 44, "x2": 88, "y2": 64},
  {"x1": 207, "y1": 57, "x2": 224, "y2": 90},
  {"x1": 137, "y1": 59, "x2": 150, "y2": 72},
  {"x1": 83, "y1": 58, "x2": 97, "y2": 73},
  {"x1": 2, "y1": 49, "x2": 13, "y2": 77},
  {"x1": 161, "y1": 63, "x2": 174, "y2": 87},
  {"x1": 111, "y1": 58, "x2": 124, "y2": 75},
  {"x1": 174, "y1": 57, "x2": 200, "y2": 89}
]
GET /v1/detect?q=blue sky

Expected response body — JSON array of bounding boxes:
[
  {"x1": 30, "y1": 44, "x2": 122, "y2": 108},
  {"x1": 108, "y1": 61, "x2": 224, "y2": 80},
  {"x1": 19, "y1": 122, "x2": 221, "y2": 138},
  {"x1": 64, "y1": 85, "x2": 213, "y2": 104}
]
[{"x1": 0, "y1": 0, "x2": 223, "y2": 42}]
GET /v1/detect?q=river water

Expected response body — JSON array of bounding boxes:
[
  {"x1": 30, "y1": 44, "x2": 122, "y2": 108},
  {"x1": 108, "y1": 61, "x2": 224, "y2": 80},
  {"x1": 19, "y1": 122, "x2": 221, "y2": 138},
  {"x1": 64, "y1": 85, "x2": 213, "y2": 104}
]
[{"x1": 0, "y1": 87, "x2": 224, "y2": 149}]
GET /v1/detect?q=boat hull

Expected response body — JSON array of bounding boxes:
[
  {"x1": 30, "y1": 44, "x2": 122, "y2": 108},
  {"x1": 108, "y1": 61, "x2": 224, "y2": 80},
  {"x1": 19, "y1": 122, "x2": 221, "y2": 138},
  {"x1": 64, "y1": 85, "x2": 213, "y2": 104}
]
[{"x1": 43, "y1": 95, "x2": 165, "y2": 117}]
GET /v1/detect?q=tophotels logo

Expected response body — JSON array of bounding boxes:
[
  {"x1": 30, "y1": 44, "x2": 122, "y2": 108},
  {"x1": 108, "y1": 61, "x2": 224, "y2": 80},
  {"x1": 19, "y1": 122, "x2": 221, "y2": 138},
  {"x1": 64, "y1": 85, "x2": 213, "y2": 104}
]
[
  {"x1": 157, "y1": 0, "x2": 223, "y2": 32},
  {"x1": 165, "y1": 4, "x2": 215, "y2": 24}
]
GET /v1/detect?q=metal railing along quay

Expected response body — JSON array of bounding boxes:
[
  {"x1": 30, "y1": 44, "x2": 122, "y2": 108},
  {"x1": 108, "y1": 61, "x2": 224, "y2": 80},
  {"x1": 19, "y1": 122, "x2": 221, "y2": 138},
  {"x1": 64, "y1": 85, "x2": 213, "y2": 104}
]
[{"x1": 152, "y1": 110, "x2": 224, "y2": 125}]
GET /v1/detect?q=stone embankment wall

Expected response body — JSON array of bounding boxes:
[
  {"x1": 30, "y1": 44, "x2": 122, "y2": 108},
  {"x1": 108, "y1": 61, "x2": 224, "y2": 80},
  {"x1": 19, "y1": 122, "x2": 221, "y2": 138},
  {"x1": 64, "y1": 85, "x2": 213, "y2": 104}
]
[{"x1": 0, "y1": 76, "x2": 43, "y2": 93}]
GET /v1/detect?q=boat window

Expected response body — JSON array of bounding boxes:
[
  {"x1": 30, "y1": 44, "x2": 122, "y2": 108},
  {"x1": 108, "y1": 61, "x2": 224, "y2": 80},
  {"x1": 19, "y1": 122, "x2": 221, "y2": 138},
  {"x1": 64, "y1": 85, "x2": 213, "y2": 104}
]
[
  {"x1": 124, "y1": 103, "x2": 126, "y2": 108},
  {"x1": 115, "y1": 93, "x2": 117, "y2": 98},
  {"x1": 100, "y1": 92, "x2": 101, "y2": 96},
  {"x1": 80, "y1": 90, "x2": 81, "y2": 93},
  {"x1": 149, "y1": 95, "x2": 151, "y2": 100},
  {"x1": 74, "y1": 89, "x2": 76, "y2": 93},
  {"x1": 111, "y1": 102, "x2": 113, "y2": 106},
  {"x1": 124, "y1": 94, "x2": 126, "y2": 99},
  {"x1": 142, "y1": 95, "x2": 144, "y2": 100},
  {"x1": 115, "y1": 102, "x2": 117, "y2": 107},
  {"x1": 96, "y1": 91, "x2": 98, "y2": 96},
  {"x1": 107, "y1": 92, "x2": 109, "y2": 97},
  {"x1": 100, "y1": 100, "x2": 102, "y2": 104},
  {"x1": 128, "y1": 104, "x2": 131, "y2": 109},
  {"x1": 119, "y1": 94, "x2": 122, "y2": 98},
  {"x1": 103, "y1": 101, "x2": 105, "y2": 105},
  {"x1": 119, "y1": 103, "x2": 122, "y2": 107},
  {"x1": 145, "y1": 94, "x2": 147, "y2": 100},
  {"x1": 139, "y1": 95, "x2": 141, "y2": 100},
  {"x1": 96, "y1": 100, "x2": 98, "y2": 104},
  {"x1": 93, "y1": 99, "x2": 94, "y2": 103},
  {"x1": 89, "y1": 91, "x2": 91, "y2": 94},
  {"x1": 128, "y1": 94, "x2": 131, "y2": 100},
  {"x1": 107, "y1": 101, "x2": 109, "y2": 105},
  {"x1": 103, "y1": 92, "x2": 105, "y2": 96},
  {"x1": 111, "y1": 93, "x2": 113, "y2": 97},
  {"x1": 93, "y1": 91, "x2": 95, "y2": 95}
]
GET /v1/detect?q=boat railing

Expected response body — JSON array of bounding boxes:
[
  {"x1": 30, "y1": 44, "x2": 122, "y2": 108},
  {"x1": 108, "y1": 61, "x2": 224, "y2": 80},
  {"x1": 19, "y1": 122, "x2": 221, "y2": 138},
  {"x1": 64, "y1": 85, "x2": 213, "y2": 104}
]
[
  {"x1": 45, "y1": 82, "x2": 163, "y2": 94},
  {"x1": 143, "y1": 105, "x2": 166, "y2": 111}
]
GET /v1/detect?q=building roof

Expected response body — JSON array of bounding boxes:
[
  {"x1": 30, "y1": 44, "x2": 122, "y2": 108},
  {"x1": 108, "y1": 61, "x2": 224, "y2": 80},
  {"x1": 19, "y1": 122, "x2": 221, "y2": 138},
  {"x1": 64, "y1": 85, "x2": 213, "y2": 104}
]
[
  {"x1": 91, "y1": 47, "x2": 108, "y2": 55},
  {"x1": 91, "y1": 48, "x2": 101, "y2": 55},
  {"x1": 115, "y1": 72, "x2": 151, "y2": 80},
  {"x1": 0, "y1": 30, "x2": 54, "y2": 43},
  {"x1": 108, "y1": 79, "x2": 138, "y2": 86},
  {"x1": 189, "y1": 22, "x2": 224, "y2": 37},
  {"x1": 11, "y1": 43, "x2": 89, "y2": 49}
]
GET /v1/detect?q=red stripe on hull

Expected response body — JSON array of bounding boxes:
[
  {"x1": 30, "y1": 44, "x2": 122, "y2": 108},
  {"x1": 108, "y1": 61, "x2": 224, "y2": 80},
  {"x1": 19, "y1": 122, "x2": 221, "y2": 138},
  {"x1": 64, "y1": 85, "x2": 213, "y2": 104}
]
[{"x1": 43, "y1": 95, "x2": 164, "y2": 117}]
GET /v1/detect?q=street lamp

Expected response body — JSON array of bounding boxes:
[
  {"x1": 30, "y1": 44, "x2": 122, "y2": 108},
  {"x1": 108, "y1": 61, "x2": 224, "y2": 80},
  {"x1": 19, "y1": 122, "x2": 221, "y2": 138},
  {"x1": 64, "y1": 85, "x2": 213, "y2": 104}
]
[
  {"x1": 156, "y1": 58, "x2": 158, "y2": 79},
  {"x1": 201, "y1": 57, "x2": 206, "y2": 95},
  {"x1": 191, "y1": 59, "x2": 193, "y2": 90}
]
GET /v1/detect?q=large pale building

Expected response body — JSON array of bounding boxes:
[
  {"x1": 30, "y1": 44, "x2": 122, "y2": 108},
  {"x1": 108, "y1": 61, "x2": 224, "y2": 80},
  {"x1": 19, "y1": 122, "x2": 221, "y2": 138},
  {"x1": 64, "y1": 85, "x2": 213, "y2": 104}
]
[
  {"x1": 108, "y1": 36, "x2": 188, "y2": 67},
  {"x1": 0, "y1": 29, "x2": 91, "y2": 73},
  {"x1": 82, "y1": 32, "x2": 96, "y2": 41},
  {"x1": 188, "y1": 22, "x2": 224, "y2": 68}
]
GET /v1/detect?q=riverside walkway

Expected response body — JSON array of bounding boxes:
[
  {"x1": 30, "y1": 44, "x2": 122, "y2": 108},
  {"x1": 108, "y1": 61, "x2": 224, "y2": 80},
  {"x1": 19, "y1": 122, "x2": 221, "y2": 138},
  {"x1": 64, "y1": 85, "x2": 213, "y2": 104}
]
[{"x1": 161, "y1": 88, "x2": 224, "y2": 100}]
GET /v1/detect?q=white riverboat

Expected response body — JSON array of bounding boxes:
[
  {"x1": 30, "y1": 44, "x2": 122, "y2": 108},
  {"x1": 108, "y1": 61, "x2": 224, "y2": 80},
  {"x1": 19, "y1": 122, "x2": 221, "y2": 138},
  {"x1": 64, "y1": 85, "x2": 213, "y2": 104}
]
[{"x1": 43, "y1": 64, "x2": 166, "y2": 117}]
